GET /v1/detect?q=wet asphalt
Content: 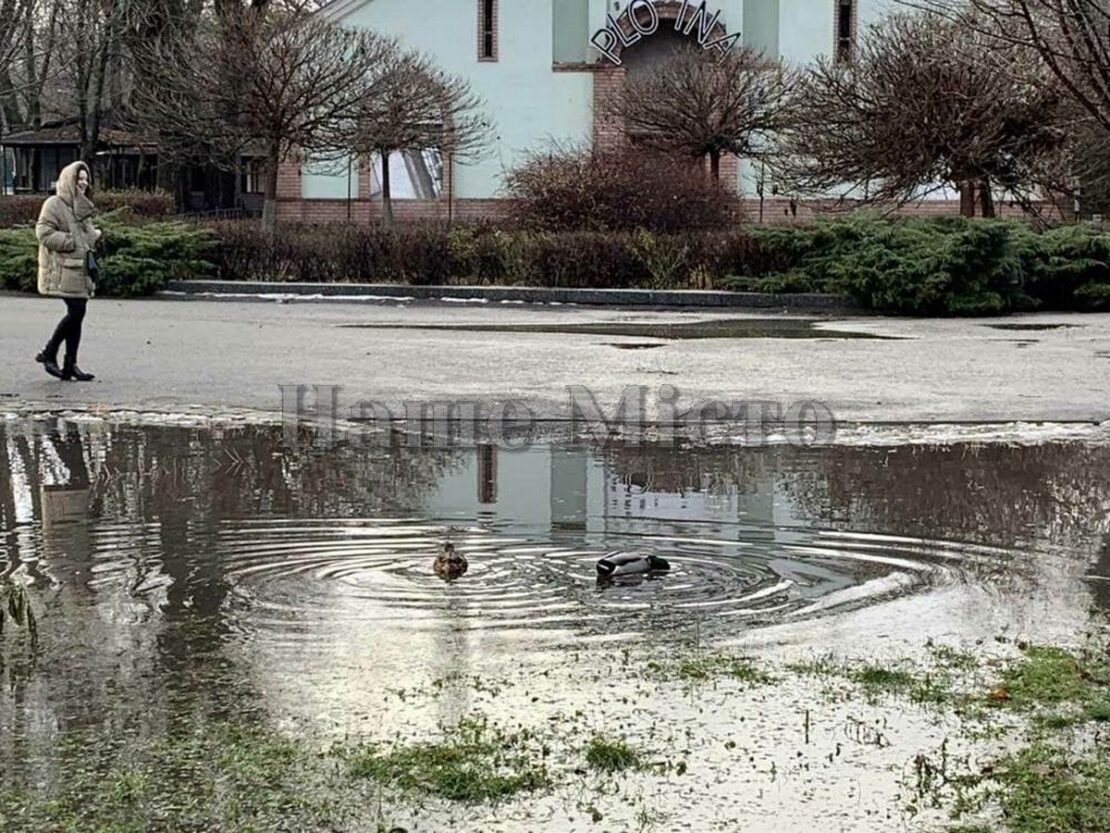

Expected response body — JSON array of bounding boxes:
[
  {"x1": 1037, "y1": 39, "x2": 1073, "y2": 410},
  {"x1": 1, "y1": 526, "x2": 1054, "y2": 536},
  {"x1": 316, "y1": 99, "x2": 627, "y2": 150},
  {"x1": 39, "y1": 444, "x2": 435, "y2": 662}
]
[{"x1": 1, "y1": 293, "x2": 1108, "y2": 423}]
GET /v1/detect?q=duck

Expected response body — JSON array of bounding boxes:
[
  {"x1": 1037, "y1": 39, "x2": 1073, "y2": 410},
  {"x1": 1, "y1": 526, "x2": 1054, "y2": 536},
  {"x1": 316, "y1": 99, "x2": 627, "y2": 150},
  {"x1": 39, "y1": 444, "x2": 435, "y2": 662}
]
[
  {"x1": 596, "y1": 550, "x2": 671, "y2": 580},
  {"x1": 433, "y1": 542, "x2": 469, "y2": 581}
]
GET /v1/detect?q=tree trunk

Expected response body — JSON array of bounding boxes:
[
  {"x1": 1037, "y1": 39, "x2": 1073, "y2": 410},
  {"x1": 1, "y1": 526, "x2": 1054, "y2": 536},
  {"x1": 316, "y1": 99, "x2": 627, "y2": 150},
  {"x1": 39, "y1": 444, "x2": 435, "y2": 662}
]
[
  {"x1": 709, "y1": 150, "x2": 721, "y2": 182},
  {"x1": 0, "y1": 70, "x2": 25, "y2": 129},
  {"x1": 979, "y1": 178, "x2": 995, "y2": 218},
  {"x1": 380, "y1": 150, "x2": 393, "y2": 226},
  {"x1": 959, "y1": 179, "x2": 976, "y2": 218},
  {"x1": 84, "y1": 8, "x2": 114, "y2": 177},
  {"x1": 261, "y1": 153, "x2": 278, "y2": 236},
  {"x1": 22, "y1": 8, "x2": 39, "y2": 127}
]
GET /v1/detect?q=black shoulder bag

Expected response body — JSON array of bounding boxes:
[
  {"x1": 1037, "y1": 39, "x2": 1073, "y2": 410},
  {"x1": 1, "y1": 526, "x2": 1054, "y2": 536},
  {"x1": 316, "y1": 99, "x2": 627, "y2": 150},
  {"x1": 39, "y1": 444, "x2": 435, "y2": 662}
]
[{"x1": 86, "y1": 250, "x2": 100, "y2": 281}]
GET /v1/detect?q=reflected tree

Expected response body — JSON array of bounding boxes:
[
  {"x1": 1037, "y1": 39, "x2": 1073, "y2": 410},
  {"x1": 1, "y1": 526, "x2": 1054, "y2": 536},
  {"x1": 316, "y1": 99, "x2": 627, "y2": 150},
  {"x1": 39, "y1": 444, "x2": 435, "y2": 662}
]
[{"x1": 780, "y1": 443, "x2": 1110, "y2": 549}]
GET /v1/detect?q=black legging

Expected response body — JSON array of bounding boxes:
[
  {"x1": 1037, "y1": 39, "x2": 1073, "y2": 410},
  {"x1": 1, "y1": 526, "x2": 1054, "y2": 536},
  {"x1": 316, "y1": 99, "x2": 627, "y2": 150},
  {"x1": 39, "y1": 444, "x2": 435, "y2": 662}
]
[{"x1": 45, "y1": 298, "x2": 87, "y2": 367}]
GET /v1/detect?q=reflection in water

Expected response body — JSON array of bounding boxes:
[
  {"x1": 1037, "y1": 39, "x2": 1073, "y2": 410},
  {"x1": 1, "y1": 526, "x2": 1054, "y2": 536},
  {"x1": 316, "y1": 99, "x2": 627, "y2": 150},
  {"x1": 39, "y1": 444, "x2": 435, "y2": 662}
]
[
  {"x1": 1094, "y1": 537, "x2": 1110, "y2": 610},
  {"x1": 1, "y1": 417, "x2": 1109, "y2": 796}
]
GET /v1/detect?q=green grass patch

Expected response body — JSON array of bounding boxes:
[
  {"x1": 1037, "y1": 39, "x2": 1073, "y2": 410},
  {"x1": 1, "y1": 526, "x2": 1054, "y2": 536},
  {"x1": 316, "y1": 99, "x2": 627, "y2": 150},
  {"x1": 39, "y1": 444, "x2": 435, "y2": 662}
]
[
  {"x1": 584, "y1": 735, "x2": 641, "y2": 774},
  {"x1": 648, "y1": 652, "x2": 775, "y2": 685},
  {"x1": 1085, "y1": 696, "x2": 1110, "y2": 722},
  {"x1": 785, "y1": 653, "x2": 842, "y2": 677},
  {"x1": 943, "y1": 635, "x2": 1110, "y2": 832},
  {"x1": 788, "y1": 654, "x2": 958, "y2": 706},
  {"x1": 347, "y1": 717, "x2": 550, "y2": 803},
  {"x1": 989, "y1": 645, "x2": 1110, "y2": 717},
  {"x1": 992, "y1": 744, "x2": 1110, "y2": 833},
  {"x1": 0, "y1": 721, "x2": 352, "y2": 832},
  {"x1": 852, "y1": 664, "x2": 916, "y2": 689},
  {"x1": 927, "y1": 643, "x2": 980, "y2": 671},
  {"x1": 997, "y1": 647, "x2": 1088, "y2": 708}
]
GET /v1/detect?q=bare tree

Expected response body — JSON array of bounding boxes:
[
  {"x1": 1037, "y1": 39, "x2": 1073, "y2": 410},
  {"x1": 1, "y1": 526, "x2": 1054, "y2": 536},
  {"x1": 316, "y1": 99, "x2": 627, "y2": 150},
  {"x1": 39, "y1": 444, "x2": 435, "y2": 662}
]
[
  {"x1": 0, "y1": 0, "x2": 63, "y2": 132},
  {"x1": 57, "y1": 0, "x2": 128, "y2": 163},
  {"x1": 911, "y1": 0, "x2": 1110, "y2": 212},
  {"x1": 132, "y1": 6, "x2": 396, "y2": 233},
  {"x1": 919, "y1": 0, "x2": 1110, "y2": 134},
  {"x1": 0, "y1": 0, "x2": 29, "y2": 89},
  {"x1": 610, "y1": 45, "x2": 796, "y2": 181},
  {"x1": 775, "y1": 11, "x2": 1069, "y2": 216},
  {"x1": 342, "y1": 49, "x2": 491, "y2": 225}
]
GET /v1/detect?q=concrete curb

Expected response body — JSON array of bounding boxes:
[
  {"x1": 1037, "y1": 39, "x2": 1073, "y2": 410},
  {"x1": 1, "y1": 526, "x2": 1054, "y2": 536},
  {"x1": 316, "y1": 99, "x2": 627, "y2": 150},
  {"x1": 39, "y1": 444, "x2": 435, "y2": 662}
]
[{"x1": 162, "y1": 280, "x2": 858, "y2": 311}]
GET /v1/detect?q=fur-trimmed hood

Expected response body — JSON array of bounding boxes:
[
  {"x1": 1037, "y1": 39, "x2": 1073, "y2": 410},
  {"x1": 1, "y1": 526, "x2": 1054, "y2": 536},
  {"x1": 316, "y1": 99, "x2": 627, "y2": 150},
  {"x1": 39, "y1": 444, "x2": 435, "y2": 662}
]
[{"x1": 55, "y1": 161, "x2": 95, "y2": 220}]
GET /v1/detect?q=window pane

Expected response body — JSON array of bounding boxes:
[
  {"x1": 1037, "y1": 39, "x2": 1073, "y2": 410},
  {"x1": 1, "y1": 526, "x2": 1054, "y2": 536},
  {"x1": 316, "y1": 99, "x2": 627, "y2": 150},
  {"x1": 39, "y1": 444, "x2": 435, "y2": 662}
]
[
  {"x1": 370, "y1": 150, "x2": 444, "y2": 199},
  {"x1": 480, "y1": 0, "x2": 495, "y2": 58}
]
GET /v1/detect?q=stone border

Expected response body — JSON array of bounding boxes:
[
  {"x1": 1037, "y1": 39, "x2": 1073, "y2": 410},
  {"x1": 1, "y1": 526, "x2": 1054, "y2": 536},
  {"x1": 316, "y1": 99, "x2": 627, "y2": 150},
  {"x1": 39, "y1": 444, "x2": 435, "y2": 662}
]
[{"x1": 162, "y1": 280, "x2": 859, "y2": 311}]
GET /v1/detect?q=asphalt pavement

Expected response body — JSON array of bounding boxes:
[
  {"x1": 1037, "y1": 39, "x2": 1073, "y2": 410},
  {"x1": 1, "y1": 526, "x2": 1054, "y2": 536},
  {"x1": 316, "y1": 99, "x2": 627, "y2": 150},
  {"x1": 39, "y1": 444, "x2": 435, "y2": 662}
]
[{"x1": 1, "y1": 292, "x2": 1108, "y2": 425}]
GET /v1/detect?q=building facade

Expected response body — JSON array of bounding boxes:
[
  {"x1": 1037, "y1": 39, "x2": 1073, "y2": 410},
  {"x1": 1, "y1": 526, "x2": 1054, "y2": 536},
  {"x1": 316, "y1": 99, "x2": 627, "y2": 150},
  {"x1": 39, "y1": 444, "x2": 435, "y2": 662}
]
[{"x1": 280, "y1": 0, "x2": 937, "y2": 224}]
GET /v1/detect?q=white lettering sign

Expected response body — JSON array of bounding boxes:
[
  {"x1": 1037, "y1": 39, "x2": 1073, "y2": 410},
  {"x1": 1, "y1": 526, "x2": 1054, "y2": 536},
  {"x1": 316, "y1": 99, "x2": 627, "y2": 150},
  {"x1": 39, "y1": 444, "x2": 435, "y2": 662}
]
[{"x1": 589, "y1": 0, "x2": 741, "y2": 66}]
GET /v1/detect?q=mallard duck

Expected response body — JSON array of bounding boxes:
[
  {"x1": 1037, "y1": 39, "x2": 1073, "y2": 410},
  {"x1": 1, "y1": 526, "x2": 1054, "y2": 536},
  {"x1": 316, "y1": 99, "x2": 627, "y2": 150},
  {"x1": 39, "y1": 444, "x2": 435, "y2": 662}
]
[
  {"x1": 596, "y1": 551, "x2": 671, "y2": 580},
  {"x1": 433, "y1": 543, "x2": 468, "y2": 581}
]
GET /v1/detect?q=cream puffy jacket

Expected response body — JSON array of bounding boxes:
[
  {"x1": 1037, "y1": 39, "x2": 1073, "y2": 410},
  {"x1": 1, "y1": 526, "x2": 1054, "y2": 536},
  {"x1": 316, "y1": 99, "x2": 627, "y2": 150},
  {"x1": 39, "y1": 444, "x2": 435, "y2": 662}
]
[{"x1": 36, "y1": 161, "x2": 100, "y2": 299}]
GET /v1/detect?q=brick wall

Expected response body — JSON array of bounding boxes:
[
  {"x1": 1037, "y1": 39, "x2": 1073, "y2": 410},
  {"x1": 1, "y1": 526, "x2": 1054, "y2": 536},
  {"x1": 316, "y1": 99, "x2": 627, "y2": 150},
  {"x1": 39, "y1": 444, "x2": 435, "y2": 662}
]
[
  {"x1": 280, "y1": 197, "x2": 513, "y2": 224},
  {"x1": 278, "y1": 194, "x2": 1046, "y2": 225},
  {"x1": 592, "y1": 64, "x2": 628, "y2": 151},
  {"x1": 742, "y1": 197, "x2": 1041, "y2": 223},
  {"x1": 275, "y1": 158, "x2": 302, "y2": 222}
]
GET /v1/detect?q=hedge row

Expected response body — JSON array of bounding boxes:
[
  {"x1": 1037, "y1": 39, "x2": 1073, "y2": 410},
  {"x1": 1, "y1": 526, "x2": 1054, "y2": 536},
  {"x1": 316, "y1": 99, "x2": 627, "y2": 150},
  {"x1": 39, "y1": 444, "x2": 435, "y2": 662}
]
[
  {"x1": 0, "y1": 190, "x2": 175, "y2": 226},
  {"x1": 733, "y1": 215, "x2": 1110, "y2": 314},
  {"x1": 0, "y1": 213, "x2": 214, "y2": 297},
  {"x1": 209, "y1": 217, "x2": 1110, "y2": 313},
  {"x1": 212, "y1": 222, "x2": 764, "y2": 289},
  {"x1": 3, "y1": 213, "x2": 1110, "y2": 313}
]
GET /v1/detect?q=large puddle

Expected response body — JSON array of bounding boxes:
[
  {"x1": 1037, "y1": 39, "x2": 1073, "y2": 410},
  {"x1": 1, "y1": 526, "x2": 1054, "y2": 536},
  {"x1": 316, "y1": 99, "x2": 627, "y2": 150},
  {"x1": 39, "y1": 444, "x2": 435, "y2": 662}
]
[
  {"x1": 2, "y1": 417, "x2": 1108, "y2": 830},
  {"x1": 337, "y1": 318, "x2": 891, "y2": 340}
]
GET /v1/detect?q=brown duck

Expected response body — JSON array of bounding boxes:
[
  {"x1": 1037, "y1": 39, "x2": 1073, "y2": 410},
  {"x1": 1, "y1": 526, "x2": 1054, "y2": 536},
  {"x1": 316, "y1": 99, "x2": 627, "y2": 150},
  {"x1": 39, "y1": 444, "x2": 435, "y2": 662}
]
[{"x1": 433, "y1": 543, "x2": 468, "y2": 581}]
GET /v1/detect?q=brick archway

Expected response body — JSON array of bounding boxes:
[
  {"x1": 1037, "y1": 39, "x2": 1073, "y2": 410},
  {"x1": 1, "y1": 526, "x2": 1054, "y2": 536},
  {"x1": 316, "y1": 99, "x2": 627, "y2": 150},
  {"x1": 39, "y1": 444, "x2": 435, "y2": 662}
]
[{"x1": 591, "y1": 2, "x2": 739, "y2": 189}]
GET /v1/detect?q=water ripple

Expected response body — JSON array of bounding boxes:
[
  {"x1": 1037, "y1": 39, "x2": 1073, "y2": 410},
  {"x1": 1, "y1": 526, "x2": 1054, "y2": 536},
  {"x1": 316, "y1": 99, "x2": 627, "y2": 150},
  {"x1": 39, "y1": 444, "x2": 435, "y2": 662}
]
[{"x1": 36, "y1": 516, "x2": 1035, "y2": 643}]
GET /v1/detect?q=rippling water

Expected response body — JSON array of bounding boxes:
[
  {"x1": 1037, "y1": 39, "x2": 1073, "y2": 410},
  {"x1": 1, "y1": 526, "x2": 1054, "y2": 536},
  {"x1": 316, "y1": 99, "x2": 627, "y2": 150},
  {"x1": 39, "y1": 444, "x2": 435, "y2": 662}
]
[
  {"x1": 1, "y1": 417, "x2": 1109, "y2": 806},
  {"x1": 7, "y1": 419, "x2": 1103, "y2": 648},
  {"x1": 62, "y1": 517, "x2": 970, "y2": 640}
]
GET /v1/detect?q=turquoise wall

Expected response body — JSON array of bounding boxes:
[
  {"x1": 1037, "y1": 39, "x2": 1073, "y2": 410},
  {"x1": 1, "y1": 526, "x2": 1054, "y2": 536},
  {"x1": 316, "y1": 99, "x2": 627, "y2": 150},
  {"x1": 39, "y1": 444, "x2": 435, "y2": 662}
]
[
  {"x1": 310, "y1": 0, "x2": 889, "y2": 202},
  {"x1": 778, "y1": 0, "x2": 835, "y2": 62},
  {"x1": 313, "y1": 0, "x2": 593, "y2": 200}
]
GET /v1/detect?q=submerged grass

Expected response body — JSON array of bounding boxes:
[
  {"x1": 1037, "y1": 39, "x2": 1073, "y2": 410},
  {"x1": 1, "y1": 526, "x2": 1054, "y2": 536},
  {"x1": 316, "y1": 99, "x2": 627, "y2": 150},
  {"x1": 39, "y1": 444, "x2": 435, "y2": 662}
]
[
  {"x1": 930, "y1": 636, "x2": 1110, "y2": 833},
  {"x1": 584, "y1": 735, "x2": 642, "y2": 774},
  {"x1": 646, "y1": 651, "x2": 775, "y2": 685},
  {"x1": 789, "y1": 651, "x2": 970, "y2": 706},
  {"x1": 0, "y1": 722, "x2": 355, "y2": 833},
  {"x1": 4, "y1": 628, "x2": 1107, "y2": 832},
  {"x1": 987, "y1": 643, "x2": 1110, "y2": 726},
  {"x1": 994, "y1": 646, "x2": 1090, "y2": 709},
  {"x1": 985, "y1": 744, "x2": 1110, "y2": 833},
  {"x1": 346, "y1": 717, "x2": 550, "y2": 803},
  {"x1": 852, "y1": 665, "x2": 917, "y2": 689}
]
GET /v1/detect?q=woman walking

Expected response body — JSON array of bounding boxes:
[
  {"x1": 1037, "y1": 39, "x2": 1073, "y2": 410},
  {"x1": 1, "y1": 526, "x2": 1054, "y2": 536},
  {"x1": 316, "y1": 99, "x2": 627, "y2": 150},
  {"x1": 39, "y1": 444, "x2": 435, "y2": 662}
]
[{"x1": 34, "y1": 160, "x2": 100, "y2": 382}]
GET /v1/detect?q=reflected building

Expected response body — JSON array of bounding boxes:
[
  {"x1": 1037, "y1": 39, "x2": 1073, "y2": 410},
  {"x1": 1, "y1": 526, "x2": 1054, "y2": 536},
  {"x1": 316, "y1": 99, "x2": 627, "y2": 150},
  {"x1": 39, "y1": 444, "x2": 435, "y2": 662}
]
[{"x1": 422, "y1": 444, "x2": 791, "y2": 542}]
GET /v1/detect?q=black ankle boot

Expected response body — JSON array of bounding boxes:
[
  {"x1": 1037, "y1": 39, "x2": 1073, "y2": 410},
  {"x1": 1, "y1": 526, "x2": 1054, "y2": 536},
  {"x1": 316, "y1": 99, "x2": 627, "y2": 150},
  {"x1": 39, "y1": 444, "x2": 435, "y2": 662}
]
[
  {"x1": 62, "y1": 362, "x2": 95, "y2": 382},
  {"x1": 35, "y1": 351, "x2": 65, "y2": 380}
]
